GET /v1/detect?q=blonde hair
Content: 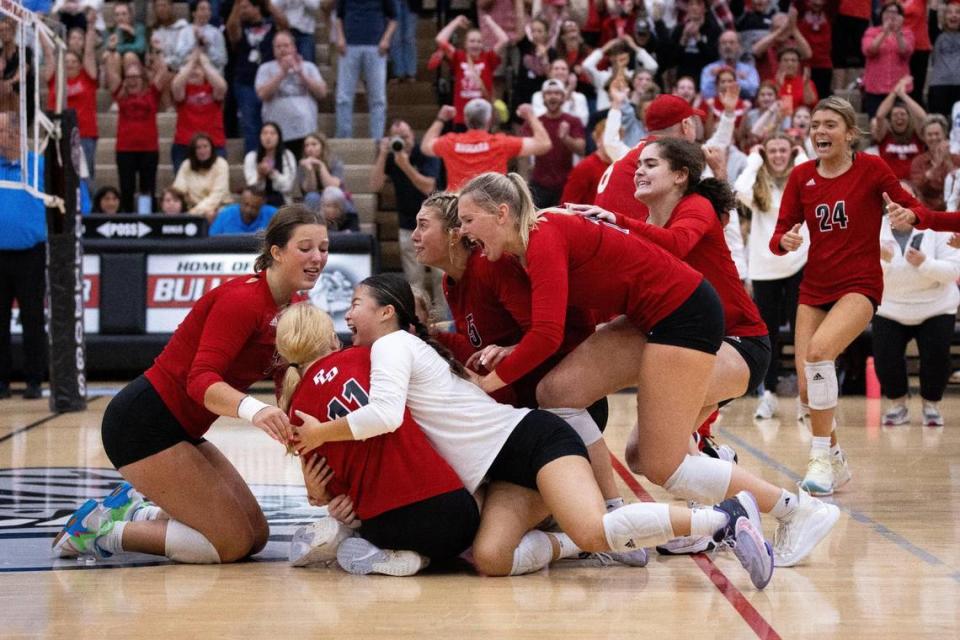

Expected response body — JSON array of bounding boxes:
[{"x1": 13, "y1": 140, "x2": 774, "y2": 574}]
[
  {"x1": 753, "y1": 133, "x2": 797, "y2": 212},
  {"x1": 458, "y1": 172, "x2": 539, "y2": 249},
  {"x1": 276, "y1": 303, "x2": 341, "y2": 413},
  {"x1": 811, "y1": 96, "x2": 864, "y2": 150}
]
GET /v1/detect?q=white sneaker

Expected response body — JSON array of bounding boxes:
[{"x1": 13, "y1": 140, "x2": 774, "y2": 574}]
[
  {"x1": 580, "y1": 547, "x2": 649, "y2": 567},
  {"x1": 336, "y1": 537, "x2": 427, "y2": 576},
  {"x1": 289, "y1": 518, "x2": 355, "y2": 567},
  {"x1": 755, "y1": 390, "x2": 778, "y2": 419},
  {"x1": 831, "y1": 449, "x2": 852, "y2": 491},
  {"x1": 655, "y1": 535, "x2": 717, "y2": 555},
  {"x1": 773, "y1": 490, "x2": 840, "y2": 567},
  {"x1": 922, "y1": 403, "x2": 944, "y2": 427},
  {"x1": 882, "y1": 403, "x2": 909, "y2": 426},
  {"x1": 800, "y1": 449, "x2": 834, "y2": 496}
]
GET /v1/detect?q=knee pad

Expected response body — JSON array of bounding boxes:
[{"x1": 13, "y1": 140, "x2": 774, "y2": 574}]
[
  {"x1": 804, "y1": 360, "x2": 838, "y2": 410},
  {"x1": 602, "y1": 502, "x2": 674, "y2": 551},
  {"x1": 164, "y1": 520, "x2": 221, "y2": 564},
  {"x1": 662, "y1": 455, "x2": 733, "y2": 505},
  {"x1": 547, "y1": 408, "x2": 603, "y2": 446}
]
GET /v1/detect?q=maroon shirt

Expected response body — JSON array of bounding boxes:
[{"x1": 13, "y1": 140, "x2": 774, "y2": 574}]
[{"x1": 522, "y1": 112, "x2": 585, "y2": 191}]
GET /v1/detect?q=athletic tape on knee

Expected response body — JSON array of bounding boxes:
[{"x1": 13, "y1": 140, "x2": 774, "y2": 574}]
[
  {"x1": 602, "y1": 502, "x2": 674, "y2": 552},
  {"x1": 547, "y1": 408, "x2": 603, "y2": 446},
  {"x1": 164, "y1": 520, "x2": 221, "y2": 564},
  {"x1": 510, "y1": 530, "x2": 554, "y2": 576},
  {"x1": 805, "y1": 360, "x2": 838, "y2": 410},
  {"x1": 662, "y1": 455, "x2": 733, "y2": 505}
]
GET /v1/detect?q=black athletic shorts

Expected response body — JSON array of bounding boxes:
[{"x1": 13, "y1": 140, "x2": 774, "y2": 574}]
[
  {"x1": 101, "y1": 375, "x2": 206, "y2": 468},
  {"x1": 647, "y1": 279, "x2": 725, "y2": 355},
  {"x1": 718, "y1": 334, "x2": 772, "y2": 407},
  {"x1": 485, "y1": 410, "x2": 589, "y2": 490},
  {"x1": 587, "y1": 396, "x2": 609, "y2": 433},
  {"x1": 360, "y1": 488, "x2": 480, "y2": 564}
]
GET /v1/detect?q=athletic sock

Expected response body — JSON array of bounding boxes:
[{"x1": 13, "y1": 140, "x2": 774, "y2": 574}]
[
  {"x1": 131, "y1": 505, "x2": 164, "y2": 521},
  {"x1": 96, "y1": 520, "x2": 126, "y2": 555},
  {"x1": 605, "y1": 497, "x2": 625, "y2": 512},
  {"x1": 811, "y1": 436, "x2": 831, "y2": 455},
  {"x1": 690, "y1": 508, "x2": 728, "y2": 537},
  {"x1": 549, "y1": 532, "x2": 583, "y2": 559},
  {"x1": 770, "y1": 489, "x2": 799, "y2": 520}
]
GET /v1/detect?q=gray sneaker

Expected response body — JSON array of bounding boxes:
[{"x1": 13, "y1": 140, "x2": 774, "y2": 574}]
[
  {"x1": 336, "y1": 537, "x2": 427, "y2": 576},
  {"x1": 882, "y1": 403, "x2": 909, "y2": 426},
  {"x1": 922, "y1": 403, "x2": 944, "y2": 427},
  {"x1": 289, "y1": 518, "x2": 355, "y2": 567}
]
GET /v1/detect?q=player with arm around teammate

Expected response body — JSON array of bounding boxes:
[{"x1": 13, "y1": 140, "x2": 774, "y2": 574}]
[{"x1": 53, "y1": 206, "x2": 329, "y2": 564}]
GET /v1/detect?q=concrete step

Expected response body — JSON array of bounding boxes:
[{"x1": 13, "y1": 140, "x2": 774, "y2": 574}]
[{"x1": 94, "y1": 137, "x2": 377, "y2": 165}]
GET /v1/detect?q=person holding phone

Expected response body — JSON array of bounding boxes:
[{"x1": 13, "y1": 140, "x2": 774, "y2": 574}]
[{"x1": 875, "y1": 181, "x2": 960, "y2": 427}]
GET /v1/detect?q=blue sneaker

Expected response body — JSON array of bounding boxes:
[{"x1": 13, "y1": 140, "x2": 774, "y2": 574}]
[
  {"x1": 101, "y1": 482, "x2": 147, "y2": 521},
  {"x1": 713, "y1": 491, "x2": 773, "y2": 589},
  {"x1": 52, "y1": 499, "x2": 114, "y2": 558},
  {"x1": 712, "y1": 490, "x2": 762, "y2": 545}
]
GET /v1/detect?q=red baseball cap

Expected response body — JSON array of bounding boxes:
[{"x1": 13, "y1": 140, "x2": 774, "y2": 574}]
[{"x1": 644, "y1": 94, "x2": 706, "y2": 131}]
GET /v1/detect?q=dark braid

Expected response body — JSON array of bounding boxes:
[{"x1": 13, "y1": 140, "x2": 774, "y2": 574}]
[{"x1": 360, "y1": 274, "x2": 468, "y2": 379}]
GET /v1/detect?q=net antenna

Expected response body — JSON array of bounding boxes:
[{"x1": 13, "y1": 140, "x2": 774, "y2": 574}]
[{"x1": 0, "y1": 0, "x2": 65, "y2": 210}]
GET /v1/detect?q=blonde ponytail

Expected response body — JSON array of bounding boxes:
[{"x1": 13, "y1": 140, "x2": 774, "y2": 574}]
[{"x1": 276, "y1": 303, "x2": 341, "y2": 413}]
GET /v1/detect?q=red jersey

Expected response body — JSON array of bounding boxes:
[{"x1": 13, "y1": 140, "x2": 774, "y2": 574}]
[
  {"x1": 444, "y1": 250, "x2": 596, "y2": 406},
  {"x1": 432, "y1": 130, "x2": 524, "y2": 191},
  {"x1": 612, "y1": 195, "x2": 768, "y2": 338},
  {"x1": 771, "y1": 153, "x2": 925, "y2": 306},
  {"x1": 521, "y1": 113, "x2": 585, "y2": 190},
  {"x1": 114, "y1": 86, "x2": 160, "y2": 152},
  {"x1": 777, "y1": 75, "x2": 818, "y2": 111},
  {"x1": 916, "y1": 208, "x2": 960, "y2": 232},
  {"x1": 174, "y1": 82, "x2": 226, "y2": 147},
  {"x1": 593, "y1": 138, "x2": 651, "y2": 220},
  {"x1": 145, "y1": 275, "x2": 286, "y2": 438},
  {"x1": 288, "y1": 347, "x2": 464, "y2": 521},
  {"x1": 560, "y1": 151, "x2": 610, "y2": 206},
  {"x1": 797, "y1": 8, "x2": 832, "y2": 69},
  {"x1": 494, "y1": 213, "x2": 703, "y2": 384},
  {"x1": 879, "y1": 133, "x2": 923, "y2": 180},
  {"x1": 48, "y1": 71, "x2": 98, "y2": 138},
  {"x1": 443, "y1": 45, "x2": 501, "y2": 125}
]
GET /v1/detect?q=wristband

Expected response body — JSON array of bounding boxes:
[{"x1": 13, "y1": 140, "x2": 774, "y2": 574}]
[{"x1": 238, "y1": 395, "x2": 270, "y2": 422}]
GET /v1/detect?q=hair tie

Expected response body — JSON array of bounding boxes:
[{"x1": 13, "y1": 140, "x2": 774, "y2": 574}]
[{"x1": 288, "y1": 362, "x2": 299, "y2": 368}]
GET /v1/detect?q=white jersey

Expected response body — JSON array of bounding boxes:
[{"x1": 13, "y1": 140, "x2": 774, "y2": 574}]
[{"x1": 347, "y1": 330, "x2": 529, "y2": 493}]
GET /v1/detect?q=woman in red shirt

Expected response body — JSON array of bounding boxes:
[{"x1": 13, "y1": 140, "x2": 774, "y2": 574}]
[
  {"x1": 409, "y1": 192, "x2": 629, "y2": 521},
  {"x1": 278, "y1": 304, "x2": 476, "y2": 575},
  {"x1": 170, "y1": 48, "x2": 227, "y2": 174},
  {"x1": 42, "y1": 19, "x2": 98, "y2": 189},
  {"x1": 459, "y1": 171, "x2": 840, "y2": 568},
  {"x1": 105, "y1": 53, "x2": 169, "y2": 212},
  {"x1": 771, "y1": 96, "x2": 928, "y2": 497},
  {"x1": 53, "y1": 207, "x2": 329, "y2": 565}
]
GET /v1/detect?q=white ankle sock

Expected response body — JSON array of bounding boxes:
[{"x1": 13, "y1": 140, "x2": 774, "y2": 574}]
[
  {"x1": 549, "y1": 532, "x2": 583, "y2": 559},
  {"x1": 605, "y1": 497, "x2": 625, "y2": 512},
  {"x1": 811, "y1": 436, "x2": 831, "y2": 454},
  {"x1": 510, "y1": 530, "x2": 554, "y2": 575},
  {"x1": 96, "y1": 520, "x2": 126, "y2": 555},
  {"x1": 131, "y1": 505, "x2": 164, "y2": 521},
  {"x1": 769, "y1": 489, "x2": 799, "y2": 520},
  {"x1": 164, "y1": 520, "x2": 221, "y2": 564},
  {"x1": 690, "y1": 508, "x2": 728, "y2": 537},
  {"x1": 602, "y1": 502, "x2": 674, "y2": 552}
]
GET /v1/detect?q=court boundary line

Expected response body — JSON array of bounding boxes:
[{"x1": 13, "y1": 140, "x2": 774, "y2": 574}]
[
  {"x1": 717, "y1": 425, "x2": 960, "y2": 585},
  {"x1": 610, "y1": 455, "x2": 782, "y2": 640}
]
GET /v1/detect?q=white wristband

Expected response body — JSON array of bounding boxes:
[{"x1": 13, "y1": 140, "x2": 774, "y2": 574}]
[{"x1": 238, "y1": 395, "x2": 271, "y2": 422}]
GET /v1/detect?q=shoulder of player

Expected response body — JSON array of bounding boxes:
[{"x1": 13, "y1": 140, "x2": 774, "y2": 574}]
[{"x1": 677, "y1": 193, "x2": 716, "y2": 218}]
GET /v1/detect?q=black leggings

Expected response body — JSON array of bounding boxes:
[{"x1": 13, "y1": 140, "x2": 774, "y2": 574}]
[
  {"x1": 116, "y1": 150, "x2": 159, "y2": 213},
  {"x1": 752, "y1": 271, "x2": 803, "y2": 390},
  {"x1": 872, "y1": 314, "x2": 955, "y2": 402}
]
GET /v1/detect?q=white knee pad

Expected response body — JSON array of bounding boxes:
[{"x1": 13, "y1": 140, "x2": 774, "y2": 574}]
[
  {"x1": 602, "y1": 502, "x2": 674, "y2": 552},
  {"x1": 805, "y1": 360, "x2": 838, "y2": 410},
  {"x1": 164, "y1": 520, "x2": 221, "y2": 564},
  {"x1": 510, "y1": 530, "x2": 554, "y2": 576},
  {"x1": 547, "y1": 408, "x2": 603, "y2": 446},
  {"x1": 662, "y1": 455, "x2": 733, "y2": 505}
]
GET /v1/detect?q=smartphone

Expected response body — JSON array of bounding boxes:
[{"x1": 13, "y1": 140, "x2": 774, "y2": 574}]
[{"x1": 909, "y1": 233, "x2": 924, "y2": 250}]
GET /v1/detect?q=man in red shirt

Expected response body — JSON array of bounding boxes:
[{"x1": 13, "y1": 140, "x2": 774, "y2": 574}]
[
  {"x1": 521, "y1": 79, "x2": 585, "y2": 207},
  {"x1": 421, "y1": 98, "x2": 551, "y2": 191}
]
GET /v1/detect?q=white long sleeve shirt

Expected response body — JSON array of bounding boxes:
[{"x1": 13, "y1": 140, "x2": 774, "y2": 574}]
[
  {"x1": 878, "y1": 224, "x2": 960, "y2": 325},
  {"x1": 734, "y1": 151, "x2": 809, "y2": 281},
  {"x1": 346, "y1": 330, "x2": 528, "y2": 493}
]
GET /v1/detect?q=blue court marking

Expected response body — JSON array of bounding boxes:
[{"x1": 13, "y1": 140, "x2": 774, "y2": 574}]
[{"x1": 718, "y1": 425, "x2": 960, "y2": 584}]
